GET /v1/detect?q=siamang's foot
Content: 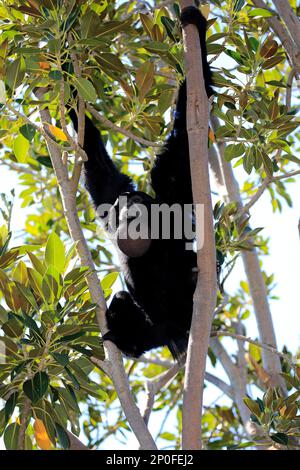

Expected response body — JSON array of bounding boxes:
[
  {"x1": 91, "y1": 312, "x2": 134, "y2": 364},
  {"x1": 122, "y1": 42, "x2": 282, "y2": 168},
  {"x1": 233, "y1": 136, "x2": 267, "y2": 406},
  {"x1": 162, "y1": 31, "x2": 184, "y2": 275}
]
[
  {"x1": 103, "y1": 291, "x2": 160, "y2": 358},
  {"x1": 180, "y1": 5, "x2": 207, "y2": 29}
]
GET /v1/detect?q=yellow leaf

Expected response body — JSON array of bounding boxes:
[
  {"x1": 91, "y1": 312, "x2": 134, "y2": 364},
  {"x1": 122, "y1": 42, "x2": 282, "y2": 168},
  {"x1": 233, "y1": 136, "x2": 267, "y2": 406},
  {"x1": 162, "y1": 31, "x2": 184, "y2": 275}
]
[
  {"x1": 200, "y1": 4, "x2": 210, "y2": 19},
  {"x1": 39, "y1": 61, "x2": 50, "y2": 70},
  {"x1": 34, "y1": 419, "x2": 52, "y2": 450},
  {"x1": 47, "y1": 124, "x2": 68, "y2": 142},
  {"x1": 208, "y1": 127, "x2": 215, "y2": 143}
]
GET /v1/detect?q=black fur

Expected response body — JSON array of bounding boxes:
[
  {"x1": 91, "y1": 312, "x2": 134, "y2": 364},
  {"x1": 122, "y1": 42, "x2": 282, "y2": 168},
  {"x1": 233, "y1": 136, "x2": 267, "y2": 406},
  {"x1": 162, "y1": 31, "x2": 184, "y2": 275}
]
[{"x1": 70, "y1": 7, "x2": 213, "y2": 359}]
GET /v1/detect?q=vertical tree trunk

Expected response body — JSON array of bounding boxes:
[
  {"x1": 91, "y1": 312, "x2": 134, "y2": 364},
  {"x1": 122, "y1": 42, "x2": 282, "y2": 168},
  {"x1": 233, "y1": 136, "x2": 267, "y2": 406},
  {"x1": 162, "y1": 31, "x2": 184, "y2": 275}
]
[{"x1": 180, "y1": 0, "x2": 217, "y2": 449}]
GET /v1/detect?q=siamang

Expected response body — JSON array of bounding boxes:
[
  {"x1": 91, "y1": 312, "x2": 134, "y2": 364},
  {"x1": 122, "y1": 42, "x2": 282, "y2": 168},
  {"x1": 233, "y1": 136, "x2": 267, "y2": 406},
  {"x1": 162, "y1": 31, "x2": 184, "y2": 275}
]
[{"x1": 70, "y1": 6, "x2": 213, "y2": 359}]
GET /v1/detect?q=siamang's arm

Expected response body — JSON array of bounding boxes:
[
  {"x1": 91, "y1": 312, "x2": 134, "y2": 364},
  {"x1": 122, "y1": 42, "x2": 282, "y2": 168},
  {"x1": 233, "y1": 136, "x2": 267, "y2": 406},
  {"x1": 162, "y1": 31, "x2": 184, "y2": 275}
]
[
  {"x1": 150, "y1": 6, "x2": 213, "y2": 205},
  {"x1": 70, "y1": 110, "x2": 134, "y2": 208}
]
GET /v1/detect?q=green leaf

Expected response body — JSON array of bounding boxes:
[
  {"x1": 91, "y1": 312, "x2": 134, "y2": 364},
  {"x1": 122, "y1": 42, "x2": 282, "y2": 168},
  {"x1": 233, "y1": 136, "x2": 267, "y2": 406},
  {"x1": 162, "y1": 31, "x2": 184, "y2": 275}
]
[
  {"x1": 243, "y1": 149, "x2": 254, "y2": 174},
  {"x1": 14, "y1": 134, "x2": 30, "y2": 163},
  {"x1": 57, "y1": 386, "x2": 80, "y2": 414},
  {"x1": 56, "y1": 324, "x2": 82, "y2": 337},
  {"x1": 2, "y1": 319, "x2": 23, "y2": 338},
  {"x1": 136, "y1": 62, "x2": 154, "y2": 102},
  {"x1": 233, "y1": 0, "x2": 245, "y2": 12},
  {"x1": 51, "y1": 352, "x2": 69, "y2": 367},
  {"x1": 4, "y1": 422, "x2": 20, "y2": 449},
  {"x1": 6, "y1": 57, "x2": 25, "y2": 90},
  {"x1": 49, "y1": 70, "x2": 62, "y2": 81},
  {"x1": 5, "y1": 392, "x2": 18, "y2": 424},
  {"x1": 160, "y1": 432, "x2": 176, "y2": 441},
  {"x1": 261, "y1": 152, "x2": 273, "y2": 177},
  {"x1": 160, "y1": 16, "x2": 176, "y2": 42},
  {"x1": 101, "y1": 272, "x2": 119, "y2": 291},
  {"x1": 224, "y1": 143, "x2": 245, "y2": 161},
  {"x1": 45, "y1": 232, "x2": 66, "y2": 274},
  {"x1": 73, "y1": 77, "x2": 97, "y2": 103},
  {"x1": 0, "y1": 409, "x2": 5, "y2": 436},
  {"x1": 140, "y1": 13, "x2": 154, "y2": 37},
  {"x1": 270, "y1": 432, "x2": 288, "y2": 445},
  {"x1": 23, "y1": 371, "x2": 49, "y2": 404},
  {"x1": 55, "y1": 422, "x2": 70, "y2": 449},
  {"x1": 64, "y1": 366, "x2": 80, "y2": 390},
  {"x1": 142, "y1": 41, "x2": 169, "y2": 54},
  {"x1": 248, "y1": 8, "x2": 275, "y2": 18},
  {"x1": 243, "y1": 397, "x2": 261, "y2": 416},
  {"x1": 15, "y1": 283, "x2": 39, "y2": 311},
  {"x1": 96, "y1": 53, "x2": 126, "y2": 76},
  {"x1": 37, "y1": 156, "x2": 53, "y2": 168},
  {"x1": 19, "y1": 124, "x2": 36, "y2": 142}
]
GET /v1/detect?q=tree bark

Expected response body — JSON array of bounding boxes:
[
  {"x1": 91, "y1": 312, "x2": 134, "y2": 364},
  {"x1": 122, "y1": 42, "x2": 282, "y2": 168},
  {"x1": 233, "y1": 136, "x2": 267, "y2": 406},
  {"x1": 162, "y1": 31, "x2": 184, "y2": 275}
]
[
  {"x1": 271, "y1": 0, "x2": 300, "y2": 47},
  {"x1": 180, "y1": 0, "x2": 217, "y2": 450}
]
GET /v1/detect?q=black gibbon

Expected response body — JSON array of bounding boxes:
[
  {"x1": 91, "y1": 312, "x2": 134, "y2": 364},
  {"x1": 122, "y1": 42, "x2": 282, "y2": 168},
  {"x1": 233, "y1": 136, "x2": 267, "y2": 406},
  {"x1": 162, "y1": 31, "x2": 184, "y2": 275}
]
[{"x1": 70, "y1": 6, "x2": 213, "y2": 359}]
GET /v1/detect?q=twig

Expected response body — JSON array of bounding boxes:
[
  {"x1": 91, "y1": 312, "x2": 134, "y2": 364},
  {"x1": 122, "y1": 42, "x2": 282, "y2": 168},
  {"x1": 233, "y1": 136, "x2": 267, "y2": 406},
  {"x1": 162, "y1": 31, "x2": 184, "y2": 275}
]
[
  {"x1": 5, "y1": 101, "x2": 73, "y2": 154},
  {"x1": 17, "y1": 397, "x2": 31, "y2": 450},
  {"x1": 210, "y1": 330, "x2": 296, "y2": 366},
  {"x1": 286, "y1": 68, "x2": 295, "y2": 112},
  {"x1": 142, "y1": 356, "x2": 233, "y2": 425},
  {"x1": 143, "y1": 362, "x2": 182, "y2": 425},
  {"x1": 204, "y1": 372, "x2": 233, "y2": 399},
  {"x1": 86, "y1": 104, "x2": 163, "y2": 148},
  {"x1": 90, "y1": 356, "x2": 112, "y2": 377},
  {"x1": 136, "y1": 355, "x2": 174, "y2": 368},
  {"x1": 236, "y1": 169, "x2": 300, "y2": 220}
]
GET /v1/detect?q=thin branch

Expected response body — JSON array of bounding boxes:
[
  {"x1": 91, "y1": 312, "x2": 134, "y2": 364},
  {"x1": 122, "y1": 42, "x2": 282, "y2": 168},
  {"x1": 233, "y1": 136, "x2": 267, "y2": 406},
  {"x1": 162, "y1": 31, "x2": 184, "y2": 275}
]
[
  {"x1": 86, "y1": 104, "x2": 163, "y2": 148},
  {"x1": 204, "y1": 372, "x2": 233, "y2": 399},
  {"x1": 143, "y1": 362, "x2": 182, "y2": 425},
  {"x1": 142, "y1": 356, "x2": 233, "y2": 426},
  {"x1": 136, "y1": 355, "x2": 174, "y2": 368},
  {"x1": 210, "y1": 330, "x2": 295, "y2": 366},
  {"x1": 35, "y1": 88, "x2": 157, "y2": 450},
  {"x1": 5, "y1": 101, "x2": 73, "y2": 154},
  {"x1": 90, "y1": 356, "x2": 112, "y2": 377},
  {"x1": 17, "y1": 397, "x2": 31, "y2": 450},
  {"x1": 236, "y1": 169, "x2": 300, "y2": 220},
  {"x1": 286, "y1": 68, "x2": 295, "y2": 112}
]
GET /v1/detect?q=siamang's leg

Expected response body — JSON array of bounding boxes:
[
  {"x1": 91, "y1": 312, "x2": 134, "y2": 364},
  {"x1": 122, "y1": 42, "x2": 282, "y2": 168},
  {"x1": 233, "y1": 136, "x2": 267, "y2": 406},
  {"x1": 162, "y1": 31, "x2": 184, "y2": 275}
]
[
  {"x1": 151, "y1": 6, "x2": 213, "y2": 206},
  {"x1": 103, "y1": 291, "x2": 167, "y2": 358},
  {"x1": 69, "y1": 110, "x2": 134, "y2": 210}
]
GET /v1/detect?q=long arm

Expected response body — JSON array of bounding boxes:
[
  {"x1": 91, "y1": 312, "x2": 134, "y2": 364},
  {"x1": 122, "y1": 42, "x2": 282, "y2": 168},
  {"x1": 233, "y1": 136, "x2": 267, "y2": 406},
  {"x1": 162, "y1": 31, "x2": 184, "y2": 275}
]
[
  {"x1": 150, "y1": 6, "x2": 213, "y2": 205},
  {"x1": 70, "y1": 110, "x2": 134, "y2": 208}
]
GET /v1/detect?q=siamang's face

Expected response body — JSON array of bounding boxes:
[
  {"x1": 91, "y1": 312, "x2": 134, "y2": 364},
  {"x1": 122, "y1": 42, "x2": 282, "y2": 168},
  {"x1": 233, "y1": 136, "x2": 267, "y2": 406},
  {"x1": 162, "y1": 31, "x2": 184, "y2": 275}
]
[{"x1": 108, "y1": 191, "x2": 155, "y2": 258}]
